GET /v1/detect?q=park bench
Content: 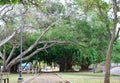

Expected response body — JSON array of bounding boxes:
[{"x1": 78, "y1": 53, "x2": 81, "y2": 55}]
[{"x1": 0, "y1": 72, "x2": 9, "y2": 83}]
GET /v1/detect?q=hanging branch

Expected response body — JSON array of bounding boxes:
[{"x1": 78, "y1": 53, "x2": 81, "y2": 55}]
[
  {"x1": 0, "y1": 51, "x2": 3, "y2": 60},
  {"x1": 6, "y1": 45, "x2": 15, "y2": 64},
  {"x1": 0, "y1": 28, "x2": 20, "y2": 47},
  {"x1": 114, "y1": 28, "x2": 120, "y2": 41}
]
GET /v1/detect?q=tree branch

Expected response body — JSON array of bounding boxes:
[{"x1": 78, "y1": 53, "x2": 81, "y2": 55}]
[
  {"x1": 2, "y1": 5, "x2": 14, "y2": 17},
  {"x1": 0, "y1": 5, "x2": 10, "y2": 14},
  {"x1": 6, "y1": 19, "x2": 61, "y2": 69},
  {"x1": 22, "y1": 43, "x2": 55, "y2": 60},
  {"x1": 96, "y1": 2, "x2": 112, "y2": 39},
  {"x1": 2, "y1": 7, "x2": 28, "y2": 18},
  {"x1": 39, "y1": 40, "x2": 71, "y2": 44},
  {"x1": 0, "y1": 51, "x2": 3, "y2": 60},
  {"x1": 39, "y1": 40, "x2": 87, "y2": 48},
  {"x1": 114, "y1": 28, "x2": 120, "y2": 41},
  {"x1": 6, "y1": 43, "x2": 56, "y2": 68},
  {"x1": 113, "y1": 0, "x2": 118, "y2": 37},
  {"x1": 106, "y1": 24, "x2": 112, "y2": 40},
  {"x1": 0, "y1": 28, "x2": 20, "y2": 47},
  {"x1": 20, "y1": 19, "x2": 60, "y2": 57},
  {"x1": 6, "y1": 45, "x2": 15, "y2": 64}
]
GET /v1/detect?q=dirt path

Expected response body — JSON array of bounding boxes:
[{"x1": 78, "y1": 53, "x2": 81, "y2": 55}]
[{"x1": 24, "y1": 73, "x2": 70, "y2": 83}]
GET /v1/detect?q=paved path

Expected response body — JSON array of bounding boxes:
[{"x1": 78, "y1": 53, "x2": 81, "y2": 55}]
[{"x1": 24, "y1": 73, "x2": 69, "y2": 83}]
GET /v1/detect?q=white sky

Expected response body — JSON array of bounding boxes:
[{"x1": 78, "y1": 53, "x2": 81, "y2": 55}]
[{"x1": 104, "y1": 0, "x2": 110, "y2": 3}]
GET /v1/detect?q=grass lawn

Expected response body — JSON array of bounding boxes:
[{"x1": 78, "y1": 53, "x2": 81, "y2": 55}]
[
  {"x1": 58, "y1": 72, "x2": 120, "y2": 83},
  {"x1": 8, "y1": 73, "x2": 33, "y2": 83},
  {"x1": 6, "y1": 72, "x2": 120, "y2": 83}
]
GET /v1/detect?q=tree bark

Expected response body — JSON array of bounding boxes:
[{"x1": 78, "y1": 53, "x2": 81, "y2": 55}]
[
  {"x1": 104, "y1": 38, "x2": 114, "y2": 83},
  {"x1": 81, "y1": 64, "x2": 89, "y2": 70},
  {"x1": 10, "y1": 64, "x2": 18, "y2": 73},
  {"x1": 0, "y1": 29, "x2": 18, "y2": 47},
  {"x1": 59, "y1": 55, "x2": 72, "y2": 72},
  {"x1": 6, "y1": 46, "x2": 15, "y2": 65},
  {"x1": 104, "y1": 0, "x2": 117, "y2": 83},
  {"x1": 3, "y1": 46, "x2": 6, "y2": 72}
]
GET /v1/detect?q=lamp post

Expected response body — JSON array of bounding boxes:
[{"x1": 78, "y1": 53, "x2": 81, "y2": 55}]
[{"x1": 18, "y1": 26, "x2": 23, "y2": 82}]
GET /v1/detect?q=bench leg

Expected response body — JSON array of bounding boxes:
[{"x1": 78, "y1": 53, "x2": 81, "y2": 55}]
[
  {"x1": 7, "y1": 78, "x2": 9, "y2": 83},
  {"x1": 3, "y1": 79, "x2": 5, "y2": 83}
]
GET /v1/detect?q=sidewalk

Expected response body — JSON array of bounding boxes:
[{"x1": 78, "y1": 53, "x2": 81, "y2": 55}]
[{"x1": 23, "y1": 73, "x2": 70, "y2": 83}]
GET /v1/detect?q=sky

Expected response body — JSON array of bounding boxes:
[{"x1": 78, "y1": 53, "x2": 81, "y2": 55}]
[{"x1": 104, "y1": 0, "x2": 110, "y2": 3}]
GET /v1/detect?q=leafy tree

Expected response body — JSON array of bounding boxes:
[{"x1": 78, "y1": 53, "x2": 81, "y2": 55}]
[
  {"x1": 40, "y1": 44, "x2": 76, "y2": 72},
  {"x1": 41, "y1": 16, "x2": 109, "y2": 71},
  {"x1": 0, "y1": 0, "x2": 66, "y2": 72},
  {"x1": 76, "y1": 0, "x2": 119, "y2": 83}
]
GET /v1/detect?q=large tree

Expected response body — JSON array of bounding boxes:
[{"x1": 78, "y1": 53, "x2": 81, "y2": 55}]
[
  {"x1": 76, "y1": 0, "x2": 120, "y2": 83},
  {"x1": 0, "y1": 0, "x2": 67, "y2": 71},
  {"x1": 39, "y1": 16, "x2": 109, "y2": 71}
]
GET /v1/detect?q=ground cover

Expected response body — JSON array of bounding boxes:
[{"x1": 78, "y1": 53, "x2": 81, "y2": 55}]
[
  {"x1": 7, "y1": 72, "x2": 120, "y2": 83},
  {"x1": 58, "y1": 72, "x2": 120, "y2": 83},
  {"x1": 9, "y1": 73, "x2": 33, "y2": 83}
]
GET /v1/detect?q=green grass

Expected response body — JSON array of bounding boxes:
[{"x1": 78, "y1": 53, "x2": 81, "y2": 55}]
[
  {"x1": 8, "y1": 73, "x2": 33, "y2": 83},
  {"x1": 3, "y1": 72, "x2": 120, "y2": 83},
  {"x1": 58, "y1": 72, "x2": 120, "y2": 83}
]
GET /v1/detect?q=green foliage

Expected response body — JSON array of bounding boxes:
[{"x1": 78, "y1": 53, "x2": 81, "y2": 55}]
[
  {"x1": 45, "y1": 19, "x2": 77, "y2": 41},
  {"x1": 44, "y1": 17, "x2": 109, "y2": 66},
  {"x1": 0, "y1": 0, "x2": 21, "y2": 4},
  {"x1": 72, "y1": 47, "x2": 98, "y2": 66},
  {"x1": 0, "y1": 59, "x2": 2, "y2": 65},
  {"x1": 0, "y1": 33, "x2": 39, "y2": 63},
  {"x1": 46, "y1": 1, "x2": 64, "y2": 14},
  {"x1": 112, "y1": 40, "x2": 120, "y2": 63},
  {"x1": 23, "y1": 33, "x2": 39, "y2": 50},
  {"x1": 43, "y1": 44, "x2": 76, "y2": 65},
  {"x1": 76, "y1": 0, "x2": 109, "y2": 12},
  {"x1": 0, "y1": 0, "x2": 43, "y2": 7},
  {"x1": 0, "y1": 0, "x2": 113, "y2": 71}
]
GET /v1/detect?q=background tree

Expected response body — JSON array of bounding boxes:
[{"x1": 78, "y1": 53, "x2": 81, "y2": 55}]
[{"x1": 38, "y1": 15, "x2": 109, "y2": 72}]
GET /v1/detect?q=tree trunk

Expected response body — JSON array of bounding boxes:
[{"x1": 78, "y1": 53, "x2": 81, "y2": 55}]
[
  {"x1": 59, "y1": 55, "x2": 72, "y2": 72},
  {"x1": 59, "y1": 63, "x2": 65, "y2": 72},
  {"x1": 104, "y1": 0, "x2": 117, "y2": 83},
  {"x1": 10, "y1": 64, "x2": 18, "y2": 73},
  {"x1": 59, "y1": 62, "x2": 72, "y2": 72},
  {"x1": 3, "y1": 51, "x2": 5, "y2": 72},
  {"x1": 104, "y1": 38, "x2": 114, "y2": 83},
  {"x1": 2, "y1": 46, "x2": 7, "y2": 72},
  {"x1": 81, "y1": 64, "x2": 89, "y2": 70},
  {"x1": 93, "y1": 63, "x2": 97, "y2": 73},
  {"x1": 66, "y1": 55, "x2": 72, "y2": 71}
]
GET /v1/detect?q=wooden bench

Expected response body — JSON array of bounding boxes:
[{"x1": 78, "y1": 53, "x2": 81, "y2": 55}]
[{"x1": 0, "y1": 73, "x2": 9, "y2": 83}]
